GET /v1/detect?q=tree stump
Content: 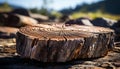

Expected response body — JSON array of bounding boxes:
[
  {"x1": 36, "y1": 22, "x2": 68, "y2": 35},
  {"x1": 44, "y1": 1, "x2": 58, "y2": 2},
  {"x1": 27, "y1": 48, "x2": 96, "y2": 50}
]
[{"x1": 16, "y1": 24, "x2": 114, "y2": 62}]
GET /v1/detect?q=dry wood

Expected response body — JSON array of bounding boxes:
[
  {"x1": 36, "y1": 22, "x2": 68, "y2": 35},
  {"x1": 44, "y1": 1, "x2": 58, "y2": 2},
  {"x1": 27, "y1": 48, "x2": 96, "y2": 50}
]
[
  {"x1": 30, "y1": 13, "x2": 49, "y2": 22},
  {"x1": 0, "y1": 26, "x2": 18, "y2": 33},
  {"x1": 6, "y1": 14, "x2": 38, "y2": 27},
  {"x1": 0, "y1": 26, "x2": 18, "y2": 38},
  {"x1": 64, "y1": 25, "x2": 114, "y2": 58},
  {"x1": 16, "y1": 24, "x2": 114, "y2": 62}
]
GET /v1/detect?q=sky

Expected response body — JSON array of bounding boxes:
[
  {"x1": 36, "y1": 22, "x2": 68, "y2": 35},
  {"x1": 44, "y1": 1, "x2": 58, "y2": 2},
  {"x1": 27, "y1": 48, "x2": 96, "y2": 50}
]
[{"x1": 0, "y1": 0, "x2": 100, "y2": 10}]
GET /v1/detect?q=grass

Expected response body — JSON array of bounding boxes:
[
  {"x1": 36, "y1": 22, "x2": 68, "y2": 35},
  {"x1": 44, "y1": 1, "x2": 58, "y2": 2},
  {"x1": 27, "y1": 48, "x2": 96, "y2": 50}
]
[{"x1": 71, "y1": 11, "x2": 120, "y2": 20}]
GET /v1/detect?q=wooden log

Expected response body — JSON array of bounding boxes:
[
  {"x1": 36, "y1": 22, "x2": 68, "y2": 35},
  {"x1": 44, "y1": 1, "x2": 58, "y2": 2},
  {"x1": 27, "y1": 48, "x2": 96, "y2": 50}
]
[
  {"x1": 0, "y1": 26, "x2": 18, "y2": 38},
  {"x1": 65, "y1": 17, "x2": 93, "y2": 26},
  {"x1": 16, "y1": 24, "x2": 114, "y2": 62},
  {"x1": 30, "y1": 13, "x2": 49, "y2": 22},
  {"x1": 5, "y1": 14, "x2": 38, "y2": 27},
  {"x1": 0, "y1": 26, "x2": 18, "y2": 34}
]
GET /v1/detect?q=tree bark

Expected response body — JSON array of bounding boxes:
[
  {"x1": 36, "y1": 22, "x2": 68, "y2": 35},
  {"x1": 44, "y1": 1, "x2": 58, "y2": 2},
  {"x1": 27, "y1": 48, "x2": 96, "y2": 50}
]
[{"x1": 16, "y1": 24, "x2": 114, "y2": 62}]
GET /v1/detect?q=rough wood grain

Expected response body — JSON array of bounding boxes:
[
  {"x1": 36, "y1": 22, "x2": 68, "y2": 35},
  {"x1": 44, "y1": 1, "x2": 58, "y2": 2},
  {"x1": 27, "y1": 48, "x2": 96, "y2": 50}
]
[
  {"x1": 16, "y1": 24, "x2": 114, "y2": 62},
  {"x1": 64, "y1": 25, "x2": 114, "y2": 58}
]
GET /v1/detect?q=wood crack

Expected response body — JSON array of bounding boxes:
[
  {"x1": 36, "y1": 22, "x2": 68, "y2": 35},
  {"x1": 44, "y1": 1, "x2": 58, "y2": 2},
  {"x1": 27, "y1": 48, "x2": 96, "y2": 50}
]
[{"x1": 16, "y1": 24, "x2": 114, "y2": 62}]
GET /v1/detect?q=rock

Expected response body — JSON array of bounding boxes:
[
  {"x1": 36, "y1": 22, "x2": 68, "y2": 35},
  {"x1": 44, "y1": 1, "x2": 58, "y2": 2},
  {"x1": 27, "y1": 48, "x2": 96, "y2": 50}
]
[
  {"x1": 59, "y1": 15, "x2": 70, "y2": 22},
  {"x1": 65, "y1": 17, "x2": 93, "y2": 26},
  {"x1": 11, "y1": 8, "x2": 30, "y2": 16},
  {"x1": 112, "y1": 20, "x2": 120, "y2": 28},
  {"x1": 111, "y1": 20, "x2": 120, "y2": 41},
  {"x1": 92, "y1": 17, "x2": 117, "y2": 28},
  {"x1": 65, "y1": 19, "x2": 75, "y2": 25}
]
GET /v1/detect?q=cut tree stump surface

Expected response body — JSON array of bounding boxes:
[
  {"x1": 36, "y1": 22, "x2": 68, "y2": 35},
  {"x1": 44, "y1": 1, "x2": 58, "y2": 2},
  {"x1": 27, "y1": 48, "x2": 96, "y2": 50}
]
[{"x1": 16, "y1": 24, "x2": 114, "y2": 62}]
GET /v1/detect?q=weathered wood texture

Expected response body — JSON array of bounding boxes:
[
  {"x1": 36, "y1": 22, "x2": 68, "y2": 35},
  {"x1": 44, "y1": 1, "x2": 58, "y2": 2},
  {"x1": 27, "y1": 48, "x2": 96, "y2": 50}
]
[
  {"x1": 30, "y1": 13, "x2": 49, "y2": 22},
  {"x1": 16, "y1": 24, "x2": 114, "y2": 62},
  {"x1": 6, "y1": 14, "x2": 38, "y2": 27}
]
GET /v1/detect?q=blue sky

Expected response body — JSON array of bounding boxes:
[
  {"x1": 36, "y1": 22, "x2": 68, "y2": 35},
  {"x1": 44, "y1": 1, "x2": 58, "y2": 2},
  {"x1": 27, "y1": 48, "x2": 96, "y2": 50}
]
[{"x1": 0, "y1": 0, "x2": 100, "y2": 10}]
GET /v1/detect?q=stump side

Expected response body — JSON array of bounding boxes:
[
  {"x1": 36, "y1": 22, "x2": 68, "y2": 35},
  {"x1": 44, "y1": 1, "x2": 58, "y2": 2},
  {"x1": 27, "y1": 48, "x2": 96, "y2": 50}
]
[{"x1": 16, "y1": 25, "x2": 114, "y2": 62}]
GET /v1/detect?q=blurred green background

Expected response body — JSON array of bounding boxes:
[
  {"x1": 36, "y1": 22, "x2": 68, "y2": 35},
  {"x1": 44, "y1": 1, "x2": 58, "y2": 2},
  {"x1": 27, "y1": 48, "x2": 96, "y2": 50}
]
[{"x1": 0, "y1": 0, "x2": 120, "y2": 20}]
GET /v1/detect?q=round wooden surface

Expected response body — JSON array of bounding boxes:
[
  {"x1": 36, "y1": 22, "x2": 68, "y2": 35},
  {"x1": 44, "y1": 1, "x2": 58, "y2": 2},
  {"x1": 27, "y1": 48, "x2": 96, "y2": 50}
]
[{"x1": 19, "y1": 26, "x2": 93, "y2": 40}]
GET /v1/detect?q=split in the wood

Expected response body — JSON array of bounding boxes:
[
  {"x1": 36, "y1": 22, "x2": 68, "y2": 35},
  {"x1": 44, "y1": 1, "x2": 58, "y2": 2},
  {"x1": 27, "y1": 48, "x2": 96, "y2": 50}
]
[{"x1": 16, "y1": 24, "x2": 114, "y2": 62}]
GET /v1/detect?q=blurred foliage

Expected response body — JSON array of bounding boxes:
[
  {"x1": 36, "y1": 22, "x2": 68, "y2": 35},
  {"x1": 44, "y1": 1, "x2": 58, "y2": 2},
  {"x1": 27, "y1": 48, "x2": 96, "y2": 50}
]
[
  {"x1": 29, "y1": 8, "x2": 38, "y2": 13},
  {"x1": 30, "y1": 8, "x2": 63, "y2": 19},
  {"x1": 0, "y1": 0, "x2": 119, "y2": 20},
  {"x1": 60, "y1": 0, "x2": 120, "y2": 15},
  {"x1": 30, "y1": 0, "x2": 120, "y2": 20},
  {"x1": 0, "y1": 2, "x2": 12, "y2": 12},
  {"x1": 60, "y1": 0, "x2": 120, "y2": 20},
  {"x1": 71, "y1": 10, "x2": 120, "y2": 20},
  {"x1": 30, "y1": 8, "x2": 48, "y2": 16},
  {"x1": 30, "y1": 0, "x2": 52, "y2": 16},
  {"x1": 51, "y1": 11, "x2": 62, "y2": 18},
  {"x1": 104, "y1": 0, "x2": 120, "y2": 14},
  {"x1": 39, "y1": 8, "x2": 48, "y2": 15}
]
